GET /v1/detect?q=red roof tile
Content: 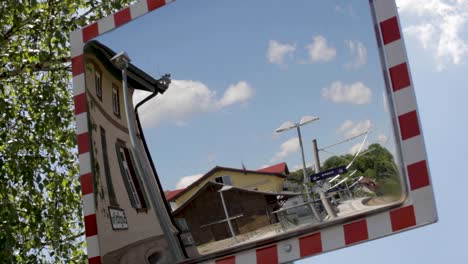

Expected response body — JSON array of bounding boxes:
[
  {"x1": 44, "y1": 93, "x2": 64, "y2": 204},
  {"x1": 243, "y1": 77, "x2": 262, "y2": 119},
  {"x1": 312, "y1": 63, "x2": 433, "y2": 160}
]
[
  {"x1": 167, "y1": 165, "x2": 287, "y2": 201},
  {"x1": 164, "y1": 189, "x2": 185, "y2": 201},
  {"x1": 257, "y1": 162, "x2": 289, "y2": 174}
]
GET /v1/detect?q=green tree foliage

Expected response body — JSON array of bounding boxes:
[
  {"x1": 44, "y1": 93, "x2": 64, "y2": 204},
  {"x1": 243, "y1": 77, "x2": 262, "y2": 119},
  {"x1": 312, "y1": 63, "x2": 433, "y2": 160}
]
[
  {"x1": 288, "y1": 143, "x2": 400, "y2": 194},
  {"x1": 321, "y1": 143, "x2": 398, "y2": 180},
  {"x1": 320, "y1": 143, "x2": 402, "y2": 196},
  {"x1": 287, "y1": 166, "x2": 315, "y2": 184},
  {"x1": 0, "y1": 1, "x2": 134, "y2": 263},
  {"x1": 321, "y1": 155, "x2": 349, "y2": 171}
]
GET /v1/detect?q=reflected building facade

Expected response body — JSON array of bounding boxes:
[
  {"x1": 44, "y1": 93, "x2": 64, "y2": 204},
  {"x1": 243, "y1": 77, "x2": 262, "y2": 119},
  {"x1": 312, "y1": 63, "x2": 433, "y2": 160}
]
[{"x1": 83, "y1": 41, "x2": 176, "y2": 264}]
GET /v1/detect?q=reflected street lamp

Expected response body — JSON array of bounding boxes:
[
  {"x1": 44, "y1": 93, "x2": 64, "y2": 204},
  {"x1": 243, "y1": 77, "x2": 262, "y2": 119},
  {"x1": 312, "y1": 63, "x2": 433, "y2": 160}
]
[
  {"x1": 218, "y1": 185, "x2": 237, "y2": 241},
  {"x1": 275, "y1": 116, "x2": 322, "y2": 221},
  {"x1": 111, "y1": 52, "x2": 184, "y2": 261}
]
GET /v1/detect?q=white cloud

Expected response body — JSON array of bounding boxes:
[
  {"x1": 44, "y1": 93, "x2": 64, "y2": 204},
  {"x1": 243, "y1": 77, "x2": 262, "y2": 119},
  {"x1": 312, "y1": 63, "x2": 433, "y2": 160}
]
[
  {"x1": 216, "y1": 81, "x2": 254, "y2": 108},
  {"x1": 306, "y1": 36, "x2": 337, "y2": 62},
  {"x1": 338, "y1": 120, "x2": 374, "y2": 138},
  {"x1": 405, "y1": 24, "x2": 435, "y2": 50},
  {"x1": 175, "y1": 174, "x2": 203, "y2": 189},
  {"x1": 267, "y1": 40, "x2": 296, "y2": 65},
  {"x1": 344, "y1": 40, "x2": 367, "y2": 69},
  {"x1": 134, "y1": 80, "x2": 254, "y2": 128},
  {"x1": 397, "y1": 0, "x2": 468, "y2": 70},
  {"x1": 322, "y1": 81, "x2": 372, "y2": 104},
  {"x1": 270, "y1": 137, "x2": 300, "y2": 163}
]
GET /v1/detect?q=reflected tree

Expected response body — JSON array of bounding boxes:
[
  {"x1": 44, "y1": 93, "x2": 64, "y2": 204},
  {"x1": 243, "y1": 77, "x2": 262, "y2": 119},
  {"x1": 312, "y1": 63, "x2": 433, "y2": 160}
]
[{"x1": 321, "y1": 143, "x2": 401, "y2": 196}]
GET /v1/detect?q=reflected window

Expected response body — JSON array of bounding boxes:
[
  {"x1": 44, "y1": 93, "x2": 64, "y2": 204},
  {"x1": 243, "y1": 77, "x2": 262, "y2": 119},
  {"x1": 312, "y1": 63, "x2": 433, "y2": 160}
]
[
  {"x1": 100, "y1": 127, "x2": 118, "y2": 206},
  {"x1": 112, "y1": 84, "x2": 120, "y2": 116},
  {"x1": 175, "y1": 218, "x2": 189, "y2": 232},
  {"x1": 215, "y1": 176, "x2": 232, "y2": 185},
  {"x1": 116, "y1": 142, "x2": 148, "y2": 210},
  {"x1": 95, "y1": 70, "x2": 102, "y2": 100}
]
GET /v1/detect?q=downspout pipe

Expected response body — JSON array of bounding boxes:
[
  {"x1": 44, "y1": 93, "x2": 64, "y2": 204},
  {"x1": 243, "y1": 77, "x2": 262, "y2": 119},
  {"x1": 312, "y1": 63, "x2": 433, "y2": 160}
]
[
  {"x1": 134, "y1": 79, "x2": 187, "y2": 258},
  {"x1": 118, "y1": 68, "x2": 185, "y2": 261}
]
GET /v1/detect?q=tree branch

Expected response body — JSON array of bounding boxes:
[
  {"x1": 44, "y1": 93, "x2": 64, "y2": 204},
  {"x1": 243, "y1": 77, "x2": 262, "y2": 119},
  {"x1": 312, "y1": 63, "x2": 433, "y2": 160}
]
[
  {"x1": 41, "y1": 231, "x2": 85, "y2": 247},
  {"x1": 0, "y1": 57, "x2": 71, "y2": 79},
  {"x1": 73, "y1": 1, "x2": 109, "y2": 26},
  {"x1": 0, "y1": 10, "x2": 40, "y2": 47}
]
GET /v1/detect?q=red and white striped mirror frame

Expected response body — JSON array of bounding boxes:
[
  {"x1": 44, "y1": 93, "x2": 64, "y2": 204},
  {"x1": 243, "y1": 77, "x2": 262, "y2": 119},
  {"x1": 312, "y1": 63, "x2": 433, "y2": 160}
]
[{"x1": 71, "y1": 0, "x2": 437, "y2": 263}]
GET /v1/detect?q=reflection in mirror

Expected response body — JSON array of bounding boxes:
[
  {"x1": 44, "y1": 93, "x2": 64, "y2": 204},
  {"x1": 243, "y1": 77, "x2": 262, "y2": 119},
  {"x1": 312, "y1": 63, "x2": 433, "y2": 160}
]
[{"x1": 84, "y1": 0, "x2": 405, "y2": 262}]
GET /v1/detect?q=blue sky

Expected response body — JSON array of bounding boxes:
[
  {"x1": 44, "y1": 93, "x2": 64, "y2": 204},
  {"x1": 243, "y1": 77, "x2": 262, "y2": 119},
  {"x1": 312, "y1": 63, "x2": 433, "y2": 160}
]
[{"x1": 96, "y1": 0, "x2": 468, "y2": 263}]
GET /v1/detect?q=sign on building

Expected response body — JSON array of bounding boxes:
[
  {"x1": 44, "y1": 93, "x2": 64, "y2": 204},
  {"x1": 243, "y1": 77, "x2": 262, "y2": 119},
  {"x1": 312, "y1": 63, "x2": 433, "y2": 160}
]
[
  {"x1": 310, "y1": 165, "x2": 347, "y2": 182},
  {"x1": 109, "y1": 208, "x2": 129, "y2": 230}
]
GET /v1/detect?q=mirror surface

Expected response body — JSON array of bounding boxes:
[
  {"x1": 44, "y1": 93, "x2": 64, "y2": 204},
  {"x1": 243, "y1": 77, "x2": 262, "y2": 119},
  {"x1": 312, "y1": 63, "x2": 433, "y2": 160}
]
[{"x1": 84, "y1": 0, "x2": 406, "y2": 262}]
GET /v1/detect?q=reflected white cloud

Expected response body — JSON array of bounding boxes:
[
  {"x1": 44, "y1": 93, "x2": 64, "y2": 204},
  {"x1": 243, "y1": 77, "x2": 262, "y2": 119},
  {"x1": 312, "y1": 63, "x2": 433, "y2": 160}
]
[
  {"x1": 344, "y1": 40, "x2": 367, "y2": 69},
  {"x1": 270, "y1": 137, "x2": 299, "y2": 163},
  {"x1": 175, "y1": 174, "x2": 204, "y2": 189},
  {"x1": 349, "y1": 141, "x2": 369, "y2": 154},
  {"x1": 267, "y1": 40, "x2": 296, "y2": 65},
  {"x1": 216, "y1": 81, "x2": 254, "y2": 108},
  {"x1": 306, "y1": 35, "x2": 337, "y2": 62},
  {"x1": 134, "y1": 80, "x2": 254, "y2": 128},
  {"x1": 377, "y1": 133, "x2": 389, "y2": 145},
  {"x1": 338, "y1": 120, "x2": 373, "y2": 138}
]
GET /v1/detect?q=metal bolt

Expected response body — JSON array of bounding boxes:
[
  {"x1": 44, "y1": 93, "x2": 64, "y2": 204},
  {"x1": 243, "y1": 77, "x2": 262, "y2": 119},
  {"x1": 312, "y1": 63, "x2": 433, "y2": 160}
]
[{"x1": 283, "y1": 243, "x2": 292, "y2": 252}]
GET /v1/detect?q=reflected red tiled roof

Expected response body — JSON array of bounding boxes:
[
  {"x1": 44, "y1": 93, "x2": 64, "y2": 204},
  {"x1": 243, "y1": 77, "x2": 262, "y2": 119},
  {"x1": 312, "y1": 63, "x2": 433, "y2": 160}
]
[
  {"x1": 257, "y1": 162, "x2": 290, "y2": 175},
  {"x1": 167, "y1": 165, "x2": 288, "y2": 201},
  {"x1": 164, "y1": 189, "x2": 185, "y2": 201}
]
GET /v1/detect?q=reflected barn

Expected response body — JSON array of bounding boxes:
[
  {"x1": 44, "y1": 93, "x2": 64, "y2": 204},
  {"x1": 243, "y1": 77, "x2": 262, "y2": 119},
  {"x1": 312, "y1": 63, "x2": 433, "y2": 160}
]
[
  {"x1": 167, "y1": 164, "x2": 289, "y2": 209},
  {"x1": 172, "y1": 182, "x2": 296, "y2": 254},
  {"x1": 83, "y1": 41, "x2": 174, "y2": 263},
  {"x1": 165, "y1": 163, "x2": 296, "y2": 253}
]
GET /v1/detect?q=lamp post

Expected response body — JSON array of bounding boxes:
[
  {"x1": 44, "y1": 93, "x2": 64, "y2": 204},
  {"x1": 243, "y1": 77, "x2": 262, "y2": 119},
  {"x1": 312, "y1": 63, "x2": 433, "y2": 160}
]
[
  {"x1": 110, "y1": 52, "x2": 184, "y2": 262},
  {"x1": 275, "y1": 116, "x2": 322, "y2": 222}
]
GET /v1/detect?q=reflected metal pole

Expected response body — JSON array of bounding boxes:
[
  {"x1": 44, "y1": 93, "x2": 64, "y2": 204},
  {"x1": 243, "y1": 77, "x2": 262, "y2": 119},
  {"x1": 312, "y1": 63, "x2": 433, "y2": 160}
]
[
  {"x1": 219, "y1": 186, "x2": 237, "y2": 241},
  {"x1": 296, "y1": 126, "x2": 321, "y2": 221},
  {"x1": 275, "y1": 116, "x2": 322, "y2": 222},
  {"x1": 111, "y1": 52, "x2": 185, "y2": 262},
  {"x1": 312, "y1": 139, "x2": 337, "y2": 219}
]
